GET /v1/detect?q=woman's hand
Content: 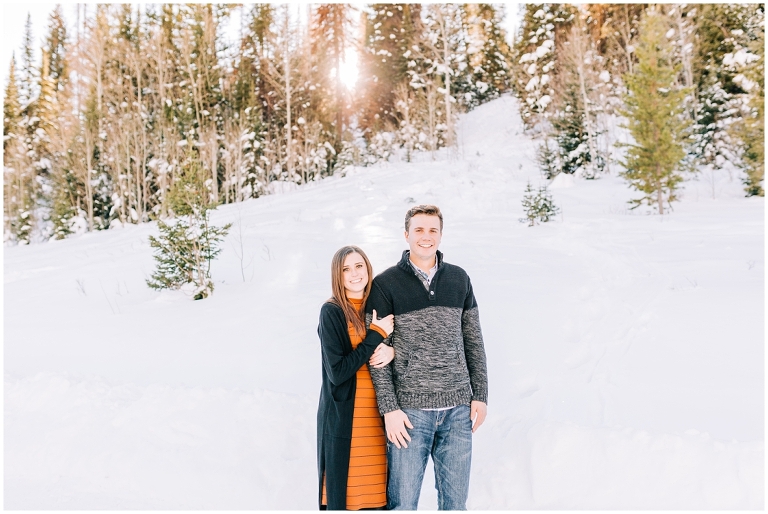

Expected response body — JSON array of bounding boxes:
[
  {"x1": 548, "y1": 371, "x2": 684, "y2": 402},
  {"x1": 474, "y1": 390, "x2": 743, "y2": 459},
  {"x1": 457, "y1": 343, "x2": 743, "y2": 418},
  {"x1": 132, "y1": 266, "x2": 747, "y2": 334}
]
[
  {"x1": 371, "y1": 309, "x2": 394, "y2": 336},
  {"x1": 370, "y1": 343, "x2": 394, "y2": 368}
]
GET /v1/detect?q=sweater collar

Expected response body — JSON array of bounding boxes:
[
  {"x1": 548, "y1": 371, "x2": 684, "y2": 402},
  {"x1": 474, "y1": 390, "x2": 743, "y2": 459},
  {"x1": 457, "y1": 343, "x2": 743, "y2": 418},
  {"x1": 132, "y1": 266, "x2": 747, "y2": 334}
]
[{"x1": 398, "y1": 249, "x2": 443, "y2": 273}]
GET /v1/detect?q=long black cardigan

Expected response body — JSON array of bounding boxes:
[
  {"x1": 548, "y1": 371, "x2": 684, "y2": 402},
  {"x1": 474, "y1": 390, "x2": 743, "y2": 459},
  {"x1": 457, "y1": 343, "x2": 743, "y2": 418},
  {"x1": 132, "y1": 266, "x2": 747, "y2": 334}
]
[{"x1": 317, "y1": 301, "x2": 384, "y2": 510}]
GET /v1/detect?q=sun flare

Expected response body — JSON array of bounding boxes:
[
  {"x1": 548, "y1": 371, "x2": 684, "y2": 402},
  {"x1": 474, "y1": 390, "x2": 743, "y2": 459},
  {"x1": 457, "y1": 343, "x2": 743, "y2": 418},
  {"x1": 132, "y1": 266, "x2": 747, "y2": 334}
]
[{"x1": 337, "y1": 48, "x2": 359, "y2": 90}]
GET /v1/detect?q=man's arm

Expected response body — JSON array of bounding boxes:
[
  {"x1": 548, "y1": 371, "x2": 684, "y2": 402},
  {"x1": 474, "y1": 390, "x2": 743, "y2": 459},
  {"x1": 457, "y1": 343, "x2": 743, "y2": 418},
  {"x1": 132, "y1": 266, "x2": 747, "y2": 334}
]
[
  {"x1": 365, "y1": 280, "x2": 400, "y2": 415},
  {"x1": 366, "y1": 279, "x2": 413, "y2": 448},
  {"x1": 462, "y1": 275, "x2": 489, "y2": 431}
]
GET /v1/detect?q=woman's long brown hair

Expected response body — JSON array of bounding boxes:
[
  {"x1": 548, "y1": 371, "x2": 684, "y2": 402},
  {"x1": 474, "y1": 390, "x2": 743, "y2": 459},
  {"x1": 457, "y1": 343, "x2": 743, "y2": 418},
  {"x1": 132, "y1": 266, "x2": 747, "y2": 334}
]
[{"x1": 329, "y1": 245, "x2": 373, "y2": 337}]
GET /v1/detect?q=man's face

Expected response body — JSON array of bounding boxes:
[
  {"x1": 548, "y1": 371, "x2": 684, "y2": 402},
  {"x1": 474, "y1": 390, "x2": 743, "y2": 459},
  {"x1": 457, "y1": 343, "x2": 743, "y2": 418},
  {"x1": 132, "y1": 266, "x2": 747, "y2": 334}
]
[{"x1": 404, "y1": 214, "x2": 442, "y2": 262}]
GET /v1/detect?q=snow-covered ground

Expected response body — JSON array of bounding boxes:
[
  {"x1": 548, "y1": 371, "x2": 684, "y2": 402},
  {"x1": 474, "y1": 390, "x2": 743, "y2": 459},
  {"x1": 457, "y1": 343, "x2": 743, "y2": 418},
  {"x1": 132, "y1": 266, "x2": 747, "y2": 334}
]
[{"x1": 4, "y1": 96, "x2": 764, "y2": 509}]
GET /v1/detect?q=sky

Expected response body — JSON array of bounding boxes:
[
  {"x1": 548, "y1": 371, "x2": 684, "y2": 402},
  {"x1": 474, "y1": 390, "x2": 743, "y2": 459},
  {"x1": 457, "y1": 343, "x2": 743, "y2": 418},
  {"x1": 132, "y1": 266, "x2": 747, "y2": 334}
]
[{"x1": 1, "y1": 2, "x2": 521, "y2": 88}]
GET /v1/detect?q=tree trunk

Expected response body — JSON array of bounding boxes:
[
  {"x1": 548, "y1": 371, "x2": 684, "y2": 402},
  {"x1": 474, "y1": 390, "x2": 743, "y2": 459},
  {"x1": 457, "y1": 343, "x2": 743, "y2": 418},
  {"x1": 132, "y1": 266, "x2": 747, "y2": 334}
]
[
  {"x1": 657, "y1": 163, "x2": 664, "y2": 215},
  {"x1": 574, "y1": 31, "x2": 597, "y2": 177},
  {"x1": 284, "y1": 8, "x2": 293, "y2": 178},
  {"x1": 440, "y1": 12, "x2": 453, "y2": 148}
]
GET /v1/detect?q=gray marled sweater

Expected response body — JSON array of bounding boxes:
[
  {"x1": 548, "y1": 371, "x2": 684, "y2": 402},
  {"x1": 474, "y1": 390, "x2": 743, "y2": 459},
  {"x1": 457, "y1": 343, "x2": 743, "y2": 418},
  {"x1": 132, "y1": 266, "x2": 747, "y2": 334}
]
[{"x1": 365, "y1": 250, "x2": 488, "y2": 415}]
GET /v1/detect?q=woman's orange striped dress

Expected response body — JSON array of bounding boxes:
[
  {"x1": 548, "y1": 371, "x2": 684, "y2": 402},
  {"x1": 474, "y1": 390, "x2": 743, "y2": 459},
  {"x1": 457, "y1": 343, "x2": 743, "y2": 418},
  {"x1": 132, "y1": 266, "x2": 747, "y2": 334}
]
[{"x1": 322, "y1": 297, "x2": 387, "y2": 510}]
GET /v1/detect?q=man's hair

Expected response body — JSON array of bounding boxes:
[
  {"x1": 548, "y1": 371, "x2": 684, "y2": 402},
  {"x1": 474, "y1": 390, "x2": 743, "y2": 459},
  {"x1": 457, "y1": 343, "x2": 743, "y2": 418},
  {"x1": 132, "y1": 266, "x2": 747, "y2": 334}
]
[{"x1": 405, "y1": 204, "x2": 443, "y2": 232}]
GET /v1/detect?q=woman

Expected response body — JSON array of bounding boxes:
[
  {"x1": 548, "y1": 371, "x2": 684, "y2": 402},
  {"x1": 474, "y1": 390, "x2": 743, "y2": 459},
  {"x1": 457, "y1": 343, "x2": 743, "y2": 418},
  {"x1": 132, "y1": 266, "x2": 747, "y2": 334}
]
[{"x1": 317, "y1": 246, "x2": 395, "y2": 510}]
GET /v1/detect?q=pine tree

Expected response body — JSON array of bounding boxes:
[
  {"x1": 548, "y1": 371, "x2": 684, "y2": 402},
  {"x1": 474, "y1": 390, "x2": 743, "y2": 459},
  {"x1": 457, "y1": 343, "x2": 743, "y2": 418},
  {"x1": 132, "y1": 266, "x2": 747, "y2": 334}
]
[
  {"x1": 520, "y1": 181, "x2": 560, "y2": 226},
  {"x1": 39, "y1": 6, "x2": 79, "y2": 239},
  {"x1": 618, "y1": 9, "x2": 692, "y2": 214},
  {"x1": 147, "y1": 150, "x2": 231, "y2": 300},
  {"x1": 463, "y1": 4, "x2": 513, "y2": 108},
  {"x1": 18, "y1": 14, "x2": 37, "y2": 108},
  {"x1": 310, "y1": 4, "x2": 354, "y2": 149},
  {"x1": 549, "y1": 14, "x2": 607, "y2": 179},
  {"x1": 409, "y1": 4, "x2": 470, "y2": 149},
  {"x1": 690, "y1": 4, "x2": 763, "y2": 196},
  {"x1": 358, "y1": 4, "x2": 424, "y2": 133},
  {"x1": 726, "y1": 5, "x2": 764, "y2": 196},
  {"x1": 3, "y1": 56, "x2": 21, "y2": 152},
  {"x1": 512, "y1": 4, "x2": 574, "y2": 131},
  {"x1": 3, "y1": 55, "x2": 32, "y2": 243},
  {"x1": 535, "y1": 138, "x2": 560, "y2": 180}
]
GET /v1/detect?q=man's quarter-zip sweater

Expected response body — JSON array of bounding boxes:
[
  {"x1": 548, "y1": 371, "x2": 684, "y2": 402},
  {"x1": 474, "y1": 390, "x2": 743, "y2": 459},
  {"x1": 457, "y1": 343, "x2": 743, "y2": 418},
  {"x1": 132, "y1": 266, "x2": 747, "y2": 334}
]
[{"x1": 365, "y1": 250, "x2": 488, "y2": 415}]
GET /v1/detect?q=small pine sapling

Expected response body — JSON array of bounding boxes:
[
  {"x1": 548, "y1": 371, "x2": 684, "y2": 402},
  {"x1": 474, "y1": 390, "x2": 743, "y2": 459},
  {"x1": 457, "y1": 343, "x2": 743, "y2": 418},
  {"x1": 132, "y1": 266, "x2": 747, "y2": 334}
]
[
  {"x1": 536, "y1": 138, "x2": 560, "y2": 179},
  {"x1": 146, "y1": 150, "x2": 231, "y2": 300},
  {"x1": 520, "y1": 181, "x2": 560, "y2": 226}
]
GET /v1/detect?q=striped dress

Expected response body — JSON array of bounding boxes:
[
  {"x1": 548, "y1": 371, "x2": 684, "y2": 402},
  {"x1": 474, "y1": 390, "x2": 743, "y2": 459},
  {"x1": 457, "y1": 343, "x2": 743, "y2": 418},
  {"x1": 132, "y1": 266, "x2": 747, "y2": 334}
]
[{"x1": 322, "y1": 297, "x2": 387, "y2": 510}]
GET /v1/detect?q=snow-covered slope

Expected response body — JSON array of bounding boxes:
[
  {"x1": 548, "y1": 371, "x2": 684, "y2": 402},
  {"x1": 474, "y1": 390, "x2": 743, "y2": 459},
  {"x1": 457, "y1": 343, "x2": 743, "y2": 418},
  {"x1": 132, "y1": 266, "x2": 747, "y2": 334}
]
[{"x1": 4, "y1": 96, "x2": 763, "y2": 509}]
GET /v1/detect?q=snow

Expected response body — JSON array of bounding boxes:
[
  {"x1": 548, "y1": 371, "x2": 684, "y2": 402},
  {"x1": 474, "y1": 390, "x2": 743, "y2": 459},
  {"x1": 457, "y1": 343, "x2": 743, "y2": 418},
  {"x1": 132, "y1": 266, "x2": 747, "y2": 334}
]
[{"x1": 4, "y1": 96, "x2": 764, "y2": 509}]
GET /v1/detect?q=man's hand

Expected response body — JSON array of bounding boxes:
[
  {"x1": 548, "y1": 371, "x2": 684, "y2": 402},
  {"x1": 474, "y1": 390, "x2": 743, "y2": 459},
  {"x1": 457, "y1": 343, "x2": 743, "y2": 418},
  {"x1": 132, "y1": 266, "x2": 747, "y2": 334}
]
[
  {"x1": 470, "y1": 401, "x2": 487, "y2": 433},
  {"x1": 384, "y1": 409, "x2": 413, "y2": 449}
]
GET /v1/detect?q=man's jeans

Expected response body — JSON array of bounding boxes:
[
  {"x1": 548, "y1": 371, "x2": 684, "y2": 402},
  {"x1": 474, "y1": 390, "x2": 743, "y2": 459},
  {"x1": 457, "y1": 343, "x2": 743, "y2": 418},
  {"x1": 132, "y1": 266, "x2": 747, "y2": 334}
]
[{"x1": 387, "y1": 404, "x2": 473, "y2": 510}]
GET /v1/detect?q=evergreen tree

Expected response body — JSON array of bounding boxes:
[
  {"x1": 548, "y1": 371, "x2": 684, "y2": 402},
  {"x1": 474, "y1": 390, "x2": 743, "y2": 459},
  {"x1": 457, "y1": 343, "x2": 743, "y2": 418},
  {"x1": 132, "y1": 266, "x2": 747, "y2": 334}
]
[
  {"x1": 549, "y1": 15, "x2": 607, "y2": 179},
  {"x1": 520, "y1": 181, "x2": 560, "y2": 226},
  {"x1": 147, "y1": 150, "x2": 231, "y2": 299},
  {"x1": 691, "y1": 4, "x2": 744, "y2": 171},
  {"x1": 417, "y1": 4, "x2": 469, "y2": 147},
  {"x1": 310, "y1": 4, "x2": 354, "y2": 149},
  {"x1": 3, "y1": 55, "x2": 33, "y2": 243},
  {"x1": 726, "y1": 5, "x2": 764, "y2": 196},
  {"x1": 535, "y1": 138, "x2": 560, "y2": 180},
  {"x1": 463, "y1": 4, "x2": 513, "y2": 108},
  {"x1": 512, "y1": 4, "x2": 574, "y2": 131},
  {"x1": 358, "y1": 4, "x2": 424, "y2": 133},
  {"x1": 3, "y1": 56, "x2": 21, "y2": 152},
  {"x1": 618, "y1": 9, "x2": 692, "y2": 214},
  {"x1": 18, "y1": 14, "x2": 38, "y2": 108}
]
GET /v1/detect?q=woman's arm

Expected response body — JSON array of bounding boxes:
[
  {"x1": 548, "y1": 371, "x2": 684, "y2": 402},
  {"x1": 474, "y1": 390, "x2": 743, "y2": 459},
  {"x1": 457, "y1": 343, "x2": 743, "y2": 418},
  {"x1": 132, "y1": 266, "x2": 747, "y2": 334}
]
[{"x1": 319, "y1": 303, "x2": 385, "y2": 386}]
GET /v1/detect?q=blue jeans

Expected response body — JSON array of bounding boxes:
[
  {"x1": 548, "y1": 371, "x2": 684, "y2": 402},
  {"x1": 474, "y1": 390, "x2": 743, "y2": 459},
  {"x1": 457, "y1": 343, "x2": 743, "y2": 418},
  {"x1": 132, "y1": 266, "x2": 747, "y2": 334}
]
[{"x1": 387, "y1": 404, "x2": 473, "y2": 510}]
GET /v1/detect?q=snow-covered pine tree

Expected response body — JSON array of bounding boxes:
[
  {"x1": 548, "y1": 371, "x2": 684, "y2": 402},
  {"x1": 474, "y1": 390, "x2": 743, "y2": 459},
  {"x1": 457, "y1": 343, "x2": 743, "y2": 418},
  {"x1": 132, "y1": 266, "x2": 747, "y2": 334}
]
[
  {"x1": 691, "y1": 4, "x2": 743, "y2": 173},
  {"x1": 147, "y1": 149, "x2": 231, "y2": 300},
  {"x1": 593, "y1": 4, "x2": 644, "y2": 78},
  {"x1": 690, "y1": 4, "x2": 764, "y2": 196},
  {"x1": 549, "y1": 13, "x2": 607, "y2": 179},
  {"x1": 393, "y1": 82, "x2": 426, "y2": 162},
  {"x1": 3, "y1": 56, "x2": 33, "y2": 244},
  {"x1": 618, "y1": 8, "x2": 692, "y2": 215},
  {"x1": 81, "y1": 5, "x2": 115, "y2": 230},
  {"x1": 420, "y1": 4, "x2": 469, "y2": 148},
  {"x1": 18, "y1": 14, "x2": 38, "y2": 109},
  {"x1": 358, "y1": 4, "x2": 424, "y2": 134},
  {"x1": 726, "y1": 5, "x2": 764, "y2": 196},
  {"x1": 39, "y1": 6, "x2": 86, "y2": 240},
  {"x1": 462, "y1": 4, "x2": 512, "y2": 109},
  {"x1": 234, "y1": 4, "x2": 279, "y2": 197},
  {"x1": 512, "y1": 4, "x2": 573, "y2": 131}
]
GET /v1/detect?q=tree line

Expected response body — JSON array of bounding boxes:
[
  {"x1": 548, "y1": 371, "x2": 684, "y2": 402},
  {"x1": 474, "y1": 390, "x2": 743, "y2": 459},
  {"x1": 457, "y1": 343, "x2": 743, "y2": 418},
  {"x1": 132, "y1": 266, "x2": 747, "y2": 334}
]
[
  {"x1": 3, "y1": 4, "x2": 764, "y2": 244},
  {"x1": 513, "y1": 4, "x2": 764, "y2": 213},
  {"x1": 2, "y1": 3, "x2": 512, "y2": 244}
]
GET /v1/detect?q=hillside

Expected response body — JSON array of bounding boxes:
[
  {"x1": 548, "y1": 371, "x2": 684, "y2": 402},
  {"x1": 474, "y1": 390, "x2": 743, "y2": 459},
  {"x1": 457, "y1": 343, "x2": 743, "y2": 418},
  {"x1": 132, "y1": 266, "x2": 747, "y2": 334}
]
[{"x1": 4, "y1": 95, "x2": 763, "y2": 509}]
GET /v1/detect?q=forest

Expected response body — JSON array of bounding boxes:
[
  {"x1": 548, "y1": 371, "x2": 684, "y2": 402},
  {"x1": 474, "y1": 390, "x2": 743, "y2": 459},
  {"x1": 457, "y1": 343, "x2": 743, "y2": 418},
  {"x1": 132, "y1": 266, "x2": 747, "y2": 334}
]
[{"x1": 3, "y1": 3, "x2": 764, "y2": 244}]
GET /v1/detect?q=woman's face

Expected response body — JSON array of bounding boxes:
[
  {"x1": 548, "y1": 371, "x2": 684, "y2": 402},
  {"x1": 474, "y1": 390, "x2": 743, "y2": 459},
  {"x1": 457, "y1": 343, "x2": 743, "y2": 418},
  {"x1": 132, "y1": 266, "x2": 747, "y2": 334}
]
[{"x1": 342, "y1": 252, "x2": 368, "y2": 299}]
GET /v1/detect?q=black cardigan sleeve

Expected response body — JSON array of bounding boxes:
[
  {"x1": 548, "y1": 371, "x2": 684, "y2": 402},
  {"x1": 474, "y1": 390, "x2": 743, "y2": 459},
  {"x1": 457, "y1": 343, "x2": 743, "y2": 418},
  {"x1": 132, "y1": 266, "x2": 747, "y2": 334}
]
[{"x1": 319, "y1": 302, "x2": 384, "y2": 386}]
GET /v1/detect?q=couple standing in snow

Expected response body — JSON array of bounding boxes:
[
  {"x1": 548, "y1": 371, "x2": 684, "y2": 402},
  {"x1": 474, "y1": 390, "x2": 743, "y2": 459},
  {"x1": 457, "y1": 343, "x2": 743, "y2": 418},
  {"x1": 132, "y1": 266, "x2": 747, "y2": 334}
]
[{"x1": 317, "y1": 204, "x2": 489, "y2": 510}]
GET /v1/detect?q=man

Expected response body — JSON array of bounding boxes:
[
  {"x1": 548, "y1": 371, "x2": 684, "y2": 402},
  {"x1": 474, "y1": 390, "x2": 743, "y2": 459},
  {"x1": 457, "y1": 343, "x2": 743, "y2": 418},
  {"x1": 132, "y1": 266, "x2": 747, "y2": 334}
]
[{"x1": 366, "y1": 204, "x2": 488, "y2": 510}]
